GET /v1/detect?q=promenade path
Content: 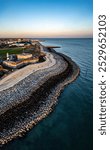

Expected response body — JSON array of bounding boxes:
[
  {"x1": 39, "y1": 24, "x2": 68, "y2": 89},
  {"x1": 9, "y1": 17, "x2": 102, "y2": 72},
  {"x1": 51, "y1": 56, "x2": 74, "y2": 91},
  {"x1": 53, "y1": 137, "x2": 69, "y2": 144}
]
[{"x1": 0, "y1": 52, "x2": 56, "y2": 91}]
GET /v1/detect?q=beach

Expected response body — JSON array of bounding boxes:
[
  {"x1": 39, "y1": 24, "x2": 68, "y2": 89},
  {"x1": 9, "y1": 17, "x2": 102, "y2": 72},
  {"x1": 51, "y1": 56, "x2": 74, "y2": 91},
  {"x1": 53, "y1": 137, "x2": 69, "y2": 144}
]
[{"x1": 0, "y1": 46, "x2": 79, "y2": 145}]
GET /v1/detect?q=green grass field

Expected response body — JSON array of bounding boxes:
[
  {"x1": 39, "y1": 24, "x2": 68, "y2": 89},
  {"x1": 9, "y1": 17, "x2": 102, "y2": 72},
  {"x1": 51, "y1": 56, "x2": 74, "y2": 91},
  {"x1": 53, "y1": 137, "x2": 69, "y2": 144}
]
[{"x1": 0, "y1": 48, "x2": 24, "y2": 59}]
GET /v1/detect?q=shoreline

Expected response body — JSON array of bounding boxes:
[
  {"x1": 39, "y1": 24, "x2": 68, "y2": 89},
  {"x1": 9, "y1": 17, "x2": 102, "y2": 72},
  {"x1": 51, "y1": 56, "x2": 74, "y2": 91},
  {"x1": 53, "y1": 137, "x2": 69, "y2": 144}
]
[{"x1": 0, "y1": 48, "x2": 80, "y2": 145}]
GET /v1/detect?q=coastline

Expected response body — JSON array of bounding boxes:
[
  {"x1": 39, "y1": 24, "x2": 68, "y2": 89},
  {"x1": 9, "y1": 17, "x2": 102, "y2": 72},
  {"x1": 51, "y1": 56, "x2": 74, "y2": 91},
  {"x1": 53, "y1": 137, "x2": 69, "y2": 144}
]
[{"x1": 0, "y1": 47, "x2": 80, "y2": 146}]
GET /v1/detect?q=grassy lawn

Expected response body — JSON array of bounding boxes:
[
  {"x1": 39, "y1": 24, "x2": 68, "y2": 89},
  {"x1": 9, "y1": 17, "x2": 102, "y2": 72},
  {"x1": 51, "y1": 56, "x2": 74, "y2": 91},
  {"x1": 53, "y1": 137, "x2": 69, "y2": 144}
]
[{"x1": 0, "y1": 47, "x2": 24, "y2": 59}]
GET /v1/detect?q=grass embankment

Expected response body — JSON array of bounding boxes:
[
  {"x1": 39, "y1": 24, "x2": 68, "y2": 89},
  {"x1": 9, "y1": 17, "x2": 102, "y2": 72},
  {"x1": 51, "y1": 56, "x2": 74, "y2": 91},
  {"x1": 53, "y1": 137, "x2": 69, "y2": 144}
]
[{"x1": 0, "y1": 48, "x2": 24, "y2": 59}]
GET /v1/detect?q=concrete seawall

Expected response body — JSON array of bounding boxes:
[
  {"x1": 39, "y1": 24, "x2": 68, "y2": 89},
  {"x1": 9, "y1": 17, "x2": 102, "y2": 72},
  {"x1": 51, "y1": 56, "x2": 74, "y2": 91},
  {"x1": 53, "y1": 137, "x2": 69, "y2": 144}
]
[{"x1": 0, "y1": 49, "x2": 80, "y2": 145}]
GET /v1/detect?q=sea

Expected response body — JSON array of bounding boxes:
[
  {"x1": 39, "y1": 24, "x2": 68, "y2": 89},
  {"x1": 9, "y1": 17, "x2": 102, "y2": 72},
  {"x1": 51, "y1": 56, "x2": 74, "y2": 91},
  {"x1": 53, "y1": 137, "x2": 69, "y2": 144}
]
[{"x1": 3, "y1": 38, "x2": 93, "y2": 150}]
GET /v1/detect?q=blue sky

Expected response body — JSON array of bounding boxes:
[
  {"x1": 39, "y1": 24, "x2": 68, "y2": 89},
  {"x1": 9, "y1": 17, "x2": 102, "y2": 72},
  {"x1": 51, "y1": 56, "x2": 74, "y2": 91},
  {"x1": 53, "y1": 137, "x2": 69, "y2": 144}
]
[{"x1": 0, "y1": 0, "x2": 93, "y2": 38}]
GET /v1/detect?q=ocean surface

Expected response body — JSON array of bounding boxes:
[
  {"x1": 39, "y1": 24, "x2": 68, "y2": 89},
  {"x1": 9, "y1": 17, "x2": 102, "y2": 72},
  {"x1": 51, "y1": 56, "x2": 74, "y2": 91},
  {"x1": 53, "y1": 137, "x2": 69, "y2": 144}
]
[{"x1": 3, "y1": 38, "x2": 93, "y2": 150}]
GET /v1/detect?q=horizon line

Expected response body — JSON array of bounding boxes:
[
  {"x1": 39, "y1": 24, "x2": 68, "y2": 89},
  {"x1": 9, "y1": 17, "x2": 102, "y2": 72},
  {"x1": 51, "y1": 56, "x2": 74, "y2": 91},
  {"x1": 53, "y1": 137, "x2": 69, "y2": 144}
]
[{"x1": 0, "y1": 37, "x2": 93, "y2": 39}]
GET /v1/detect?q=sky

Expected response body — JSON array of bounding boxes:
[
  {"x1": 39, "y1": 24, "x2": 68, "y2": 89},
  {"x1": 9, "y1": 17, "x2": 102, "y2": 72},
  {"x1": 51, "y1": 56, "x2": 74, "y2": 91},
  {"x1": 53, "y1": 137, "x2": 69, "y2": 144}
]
[{"x1": 0, "y1": 0, "x2": 93, "y2": 38}]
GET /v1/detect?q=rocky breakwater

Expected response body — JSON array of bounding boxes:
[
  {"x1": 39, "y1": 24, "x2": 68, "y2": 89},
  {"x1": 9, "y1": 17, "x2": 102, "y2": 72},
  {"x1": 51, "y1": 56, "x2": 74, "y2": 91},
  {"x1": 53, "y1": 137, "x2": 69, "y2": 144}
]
[{"x1": 0, "y1": 50, "x2": 80, "y2": 145}]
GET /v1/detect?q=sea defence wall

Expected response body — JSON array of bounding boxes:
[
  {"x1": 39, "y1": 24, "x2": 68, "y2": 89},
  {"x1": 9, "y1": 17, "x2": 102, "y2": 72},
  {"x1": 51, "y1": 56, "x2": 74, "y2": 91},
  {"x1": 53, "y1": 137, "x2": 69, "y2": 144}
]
[{"x1": 0, "y1": 48, "x2": 80, "y2": 145}]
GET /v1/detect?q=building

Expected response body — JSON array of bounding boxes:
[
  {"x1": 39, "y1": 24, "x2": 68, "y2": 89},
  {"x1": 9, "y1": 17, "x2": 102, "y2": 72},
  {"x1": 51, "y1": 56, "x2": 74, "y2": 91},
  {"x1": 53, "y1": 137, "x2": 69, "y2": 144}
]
[
  {"x1": 6, "y1": 53, "x2": 17, "y2": 61},
  {"x1": 3, "y1": 57, "x2": 39, "y2": 69},
  {"x1": 16, "y1": 42, "x2": 25, "y2": 47},
  {"x1": 17, "y1": 53, "x2": 32, "y2": 60}
]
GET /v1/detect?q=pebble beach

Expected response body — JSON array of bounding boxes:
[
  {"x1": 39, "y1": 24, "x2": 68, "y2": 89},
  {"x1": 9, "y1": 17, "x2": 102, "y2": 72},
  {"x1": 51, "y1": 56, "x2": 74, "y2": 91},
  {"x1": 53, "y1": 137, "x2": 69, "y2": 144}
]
[{"x1": 0, "y1": 48, "x2": 80, "y2": 145}]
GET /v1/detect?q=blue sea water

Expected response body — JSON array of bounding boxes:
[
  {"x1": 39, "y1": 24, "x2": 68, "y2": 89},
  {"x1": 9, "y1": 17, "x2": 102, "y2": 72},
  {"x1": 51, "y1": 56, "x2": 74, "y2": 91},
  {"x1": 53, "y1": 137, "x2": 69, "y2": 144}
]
[{"x1": 4, "y1": 38, "x2": 93, "y2": 150}]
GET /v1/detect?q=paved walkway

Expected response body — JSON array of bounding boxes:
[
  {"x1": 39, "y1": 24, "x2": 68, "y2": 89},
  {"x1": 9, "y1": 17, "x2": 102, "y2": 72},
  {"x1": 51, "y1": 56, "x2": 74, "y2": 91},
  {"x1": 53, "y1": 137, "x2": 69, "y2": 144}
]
[{"x1": 0, "y1": 52, "x2": 56, "y2": 91}]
